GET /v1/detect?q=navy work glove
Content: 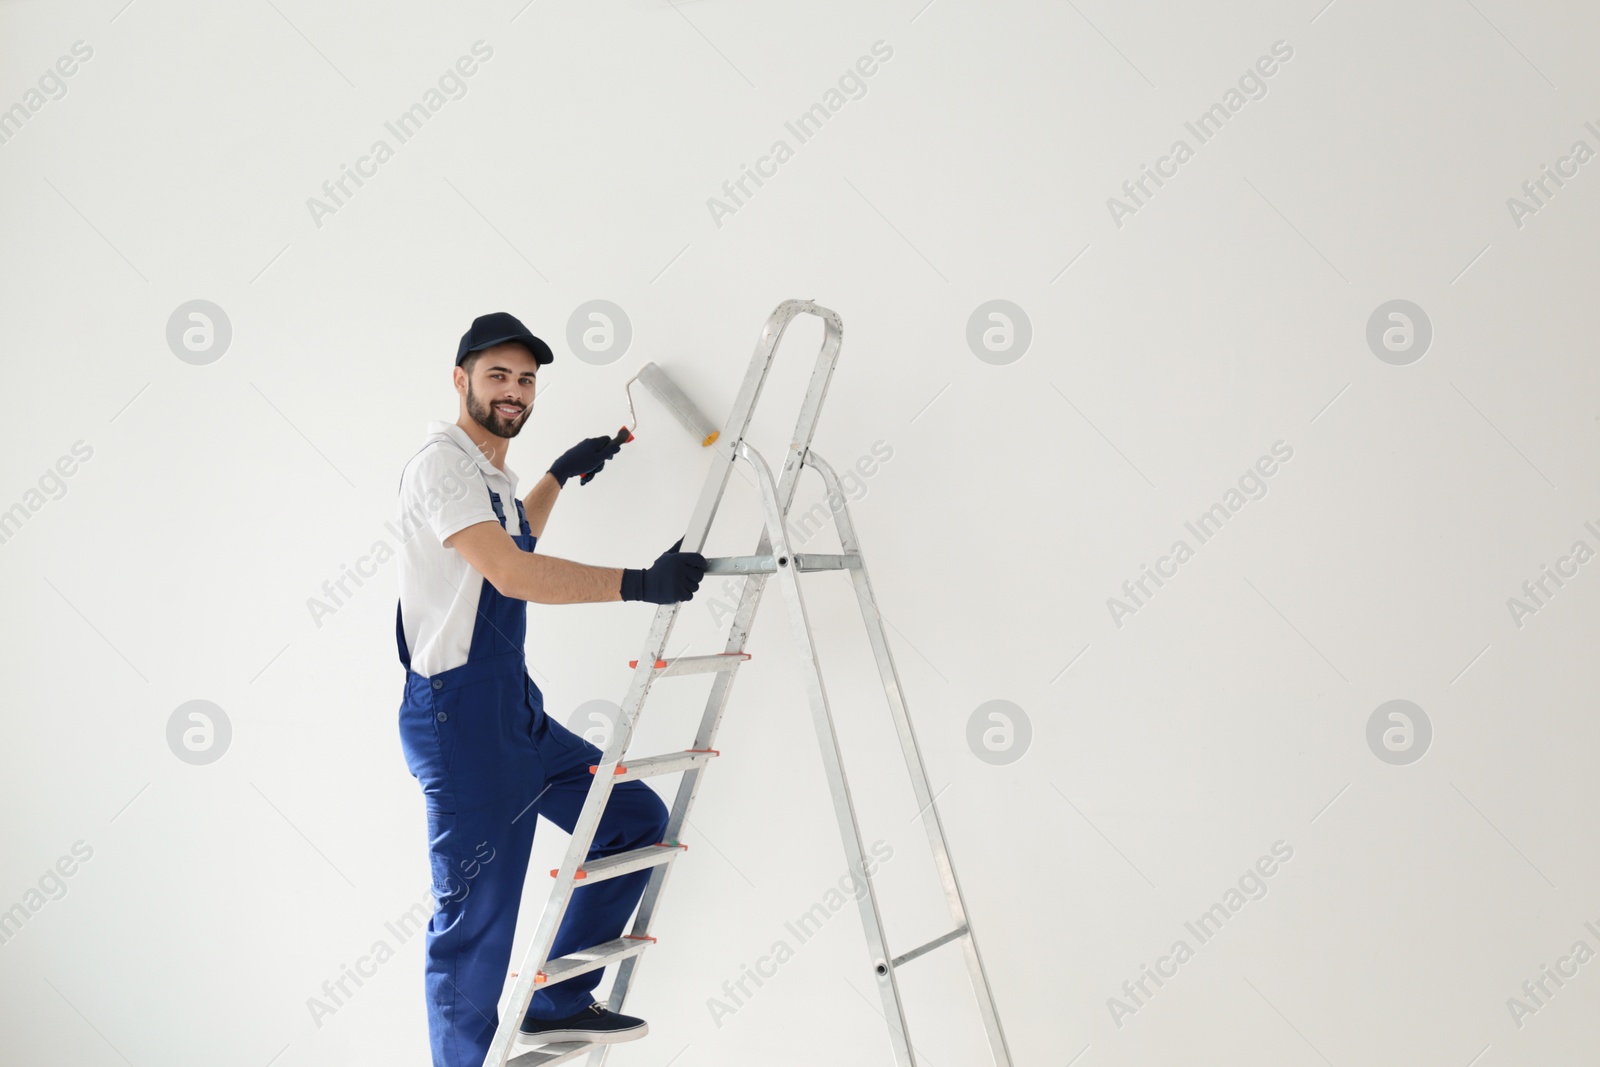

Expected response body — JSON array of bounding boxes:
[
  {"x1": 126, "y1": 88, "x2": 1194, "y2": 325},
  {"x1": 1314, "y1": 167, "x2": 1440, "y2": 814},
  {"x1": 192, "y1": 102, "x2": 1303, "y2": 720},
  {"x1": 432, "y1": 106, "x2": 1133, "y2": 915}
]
[
  {"x1": 620, "y1": 537, "x2": 708, "y2": 604},
  {"x1": 549, "y1": 435, "x2": 623, "y2": 488}
]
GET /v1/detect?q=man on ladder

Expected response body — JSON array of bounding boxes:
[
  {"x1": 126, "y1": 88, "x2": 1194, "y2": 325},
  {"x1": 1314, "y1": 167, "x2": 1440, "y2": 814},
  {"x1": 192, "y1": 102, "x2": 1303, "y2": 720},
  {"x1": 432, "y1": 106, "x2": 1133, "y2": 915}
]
[{"x1": 394, "y1": 311, "x2": 708, "y2": 1067}]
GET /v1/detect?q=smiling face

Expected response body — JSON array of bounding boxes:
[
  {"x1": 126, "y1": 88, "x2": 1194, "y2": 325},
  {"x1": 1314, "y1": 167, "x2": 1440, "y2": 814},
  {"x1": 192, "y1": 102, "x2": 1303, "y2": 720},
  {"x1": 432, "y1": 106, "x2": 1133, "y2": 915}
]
[{"x1": 456, "y1": 342, "x2": 541, "y2": 439}]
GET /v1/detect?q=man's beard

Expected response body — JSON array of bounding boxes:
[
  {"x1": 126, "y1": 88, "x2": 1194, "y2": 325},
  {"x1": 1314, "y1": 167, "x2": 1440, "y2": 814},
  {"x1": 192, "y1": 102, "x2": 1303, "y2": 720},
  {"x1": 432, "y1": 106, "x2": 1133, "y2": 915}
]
[{"x1": 467, "y1": 381, "x2": 528, "y2": 439}]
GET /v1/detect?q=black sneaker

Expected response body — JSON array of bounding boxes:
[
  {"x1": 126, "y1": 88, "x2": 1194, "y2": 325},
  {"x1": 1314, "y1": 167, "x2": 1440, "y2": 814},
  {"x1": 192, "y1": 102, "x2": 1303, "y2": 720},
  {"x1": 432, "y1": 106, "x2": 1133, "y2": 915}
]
[{"x1": 518, "y1": 1002, "x2": 648, "y2": 1045}]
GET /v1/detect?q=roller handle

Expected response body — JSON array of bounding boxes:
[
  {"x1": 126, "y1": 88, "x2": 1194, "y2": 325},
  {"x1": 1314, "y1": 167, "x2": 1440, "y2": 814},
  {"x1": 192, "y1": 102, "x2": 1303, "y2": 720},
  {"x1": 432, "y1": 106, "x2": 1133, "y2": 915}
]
[{"x1": 578, "y1": 426, "x2": 634, "y2": 485}]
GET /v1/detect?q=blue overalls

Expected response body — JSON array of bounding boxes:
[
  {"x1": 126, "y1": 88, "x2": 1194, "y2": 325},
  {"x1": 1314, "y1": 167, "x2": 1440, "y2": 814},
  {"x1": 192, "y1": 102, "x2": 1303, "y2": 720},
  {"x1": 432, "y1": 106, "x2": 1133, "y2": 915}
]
[{"x1": 397, "y1": 483, "x2": 669, "y2": 1067}]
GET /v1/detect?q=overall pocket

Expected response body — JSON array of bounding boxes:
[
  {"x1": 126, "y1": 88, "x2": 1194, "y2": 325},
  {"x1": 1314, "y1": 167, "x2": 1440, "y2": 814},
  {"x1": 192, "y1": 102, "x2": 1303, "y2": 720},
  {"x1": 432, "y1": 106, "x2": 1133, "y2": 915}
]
[
  {"x1": 399, "y1": 685, "x2": 459, "y2": 808},
  {"x1": 425, "y1": 808, "x2": 465, "y2": 916}
]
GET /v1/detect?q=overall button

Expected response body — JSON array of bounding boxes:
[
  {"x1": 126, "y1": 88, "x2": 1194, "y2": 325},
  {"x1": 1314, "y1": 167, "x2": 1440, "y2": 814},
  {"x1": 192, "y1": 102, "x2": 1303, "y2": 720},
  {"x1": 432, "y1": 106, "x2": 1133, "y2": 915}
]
[
  {"x1": 437, "y1": 711, "x2": 449, "y2": 722},
  {"x1": 431, "y1": 679, "x2": 443, "y2": 690}
]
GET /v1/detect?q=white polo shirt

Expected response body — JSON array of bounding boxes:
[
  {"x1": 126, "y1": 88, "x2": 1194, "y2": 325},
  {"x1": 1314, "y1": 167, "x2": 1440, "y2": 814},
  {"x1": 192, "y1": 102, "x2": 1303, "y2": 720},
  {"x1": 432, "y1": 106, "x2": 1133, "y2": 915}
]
[{"x1": 396, "y1": 420, "x2": 527, "y2": 677}]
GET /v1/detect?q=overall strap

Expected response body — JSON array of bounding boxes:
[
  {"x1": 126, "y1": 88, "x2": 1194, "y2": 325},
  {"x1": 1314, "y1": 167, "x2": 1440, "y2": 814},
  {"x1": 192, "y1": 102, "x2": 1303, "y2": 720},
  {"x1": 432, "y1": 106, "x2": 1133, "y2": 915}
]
[{"x1": 488, "y1": 487, "x2": 534, "y2": 539}]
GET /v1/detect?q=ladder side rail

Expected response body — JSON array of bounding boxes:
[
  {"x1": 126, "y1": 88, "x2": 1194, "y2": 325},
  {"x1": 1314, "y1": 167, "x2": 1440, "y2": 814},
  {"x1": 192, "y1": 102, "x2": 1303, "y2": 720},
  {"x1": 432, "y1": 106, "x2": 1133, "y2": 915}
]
[
  {"x1": 773, "y1": 303, "x2": 844, "y2": 515},
  {"x1": 803, "y1": 451, "x2": 1014, "y2": 1067},
  {"x1": 740, "y1": 439, "x2": 918, "y2": 1067},
  {"x1": 486, "y1": 602, "x2": 685, "y2": 1066},
  {"x1": 586, "y1": 542, "x2": 779, "y2": 1066},
  {"x1": 644, "y1": 299, "x2": 845, "y2": 865},
  {"x1": 588, "y1": 301, "x2": 843, "y2": 1063}
]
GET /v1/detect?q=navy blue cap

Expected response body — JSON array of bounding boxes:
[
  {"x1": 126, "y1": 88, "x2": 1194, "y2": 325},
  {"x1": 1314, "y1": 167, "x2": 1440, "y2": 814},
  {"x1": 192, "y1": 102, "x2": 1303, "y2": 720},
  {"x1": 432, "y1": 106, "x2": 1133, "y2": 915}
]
[{"x1": 456, "y1": 312, "x2": 554, "y2": 367}]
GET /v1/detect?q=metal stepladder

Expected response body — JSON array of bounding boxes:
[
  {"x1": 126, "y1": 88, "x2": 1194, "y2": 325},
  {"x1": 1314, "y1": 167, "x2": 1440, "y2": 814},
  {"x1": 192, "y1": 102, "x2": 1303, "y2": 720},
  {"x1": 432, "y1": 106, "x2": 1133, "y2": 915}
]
[{"x1": 484, "y1": 300, "x2": 1012, "y2": 1067}]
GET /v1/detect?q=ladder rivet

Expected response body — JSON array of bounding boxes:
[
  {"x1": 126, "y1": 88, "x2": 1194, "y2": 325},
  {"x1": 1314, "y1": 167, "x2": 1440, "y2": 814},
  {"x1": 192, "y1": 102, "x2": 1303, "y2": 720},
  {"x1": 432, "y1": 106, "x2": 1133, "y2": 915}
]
[
  {"x1": 778, "y1": 556, "x2": 789, "y2": 567},
  {"x1": 874, "y1": 961, "x2": 889, "y2": 977}
]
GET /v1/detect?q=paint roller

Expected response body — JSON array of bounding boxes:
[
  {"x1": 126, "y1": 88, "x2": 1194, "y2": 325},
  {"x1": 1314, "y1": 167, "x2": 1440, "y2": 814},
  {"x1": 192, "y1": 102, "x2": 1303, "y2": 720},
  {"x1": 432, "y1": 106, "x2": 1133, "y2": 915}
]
[{"x1": 579, "y1": 362, "x2": 721, "y2": 484}]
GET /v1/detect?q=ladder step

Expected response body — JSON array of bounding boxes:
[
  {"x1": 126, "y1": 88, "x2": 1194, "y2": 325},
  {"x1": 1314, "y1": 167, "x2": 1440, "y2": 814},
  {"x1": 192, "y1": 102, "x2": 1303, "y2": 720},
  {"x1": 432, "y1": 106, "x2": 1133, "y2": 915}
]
[
  {"x1": 550, "y1": 842, "x2": 687, "y2": 885},
  {"x1": 704, "y1": 552, "x2": 860, "y2": 575},
  {"x1": 889, "y1": 924, "x2": 969, "y2": 969},
  {"x1": 508, "y1": 1041, "x2": 592, "y2": 1066},
  {"x1": 514, "y1": 934, "x2": 657, "y2": 992},
  {"x1": 794, "y1": 553, "x2": 859, "y2": 572},
  {"x1": 590, "y1": 748, "x2": 719, "y2": 782},
  {"x1": 628, "y1": 652, "x2": 750, "y2": 676}
]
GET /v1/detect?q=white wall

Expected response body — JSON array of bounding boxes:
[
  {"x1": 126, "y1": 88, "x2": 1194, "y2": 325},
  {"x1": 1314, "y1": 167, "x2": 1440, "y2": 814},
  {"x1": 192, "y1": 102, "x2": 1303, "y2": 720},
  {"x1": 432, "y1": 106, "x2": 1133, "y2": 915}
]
[{"x1": 2, "y1": 1, "x2": 1598, "y2": 1064}]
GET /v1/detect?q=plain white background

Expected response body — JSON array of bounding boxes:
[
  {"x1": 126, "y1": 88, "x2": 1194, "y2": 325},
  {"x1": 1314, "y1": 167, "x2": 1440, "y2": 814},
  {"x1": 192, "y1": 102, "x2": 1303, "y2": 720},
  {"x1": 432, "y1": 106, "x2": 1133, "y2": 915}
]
[{"x1": 3, "y1": 1, "x2": 1599, "y2": 1065}]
